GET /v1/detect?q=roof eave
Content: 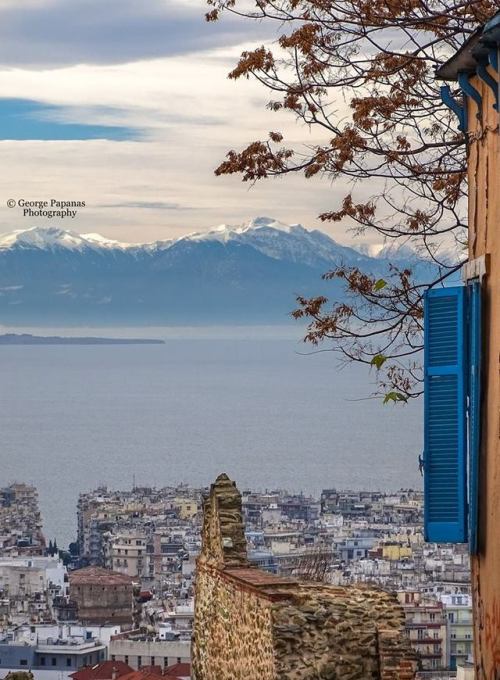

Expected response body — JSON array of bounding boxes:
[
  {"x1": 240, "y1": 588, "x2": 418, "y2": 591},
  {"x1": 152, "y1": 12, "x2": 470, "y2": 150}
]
[
  {"x1": 436, "y1": 12, "x2": 500, "y2": 81},
  {"x1": 435, "y1": 29, "x2": 483, "y2": 80}
]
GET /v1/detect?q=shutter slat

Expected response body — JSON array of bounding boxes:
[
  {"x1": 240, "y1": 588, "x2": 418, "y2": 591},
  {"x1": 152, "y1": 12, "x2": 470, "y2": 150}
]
[
  {"x1": 468, "y1": 281, "x2": 482, "y2": 554},
  {"x1": 424, "y1": 287, "x2": 467, "y2": 543}
]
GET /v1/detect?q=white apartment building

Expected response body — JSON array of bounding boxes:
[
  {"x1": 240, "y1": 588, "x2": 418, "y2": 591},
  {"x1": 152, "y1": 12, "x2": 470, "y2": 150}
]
[
  {"x1": 440, "y1": 593, "x2": 474, "y2": 670},
  {"x1": 105, "y1": 531, "x2": 148, "y2": 579}
]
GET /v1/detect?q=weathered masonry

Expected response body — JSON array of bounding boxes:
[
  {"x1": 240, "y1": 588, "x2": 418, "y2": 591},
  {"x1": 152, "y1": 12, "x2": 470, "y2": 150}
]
[
  {"x1": 192, "y1": 474, "x2": 416, "y2": 680},
  {"x1": 69, "y1": 566, "x2": 135, "y2": 627},
  {"x1": 425, "y1": 11, "x2": 500, "y2": 679}
]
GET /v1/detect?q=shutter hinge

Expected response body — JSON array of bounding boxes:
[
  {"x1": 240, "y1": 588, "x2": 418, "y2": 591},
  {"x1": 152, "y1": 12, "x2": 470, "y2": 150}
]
[{"x1": 461, "y1": 254, "x2": 490, "y2": 283}]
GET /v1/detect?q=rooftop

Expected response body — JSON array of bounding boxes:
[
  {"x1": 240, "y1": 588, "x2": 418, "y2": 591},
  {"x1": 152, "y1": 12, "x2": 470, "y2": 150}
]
[
  {"x1": 164, "y1": 664, "x2": 190, "y2": 678},
  {"x1": 436, "y1": 10, "x2": 500, "y2": 80},
  {"x1": 121, "y1": 672, "x2": 182, "y2": 680},
  {"x1": 70, "y1": 661, "x2": 133, "y2": 680},
  {"x1": 69, "y1": 566, "x2": 133, "y2": 586}
]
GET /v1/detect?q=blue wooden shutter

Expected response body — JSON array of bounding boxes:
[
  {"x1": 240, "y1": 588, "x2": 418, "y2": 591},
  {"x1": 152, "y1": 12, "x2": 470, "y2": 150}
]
[
  {"x1": 468, "y1": 281, "x2": 482, "y2": 554},
  {"x1": 424, "y1": 287, "x2": 467, "y2": 543}
]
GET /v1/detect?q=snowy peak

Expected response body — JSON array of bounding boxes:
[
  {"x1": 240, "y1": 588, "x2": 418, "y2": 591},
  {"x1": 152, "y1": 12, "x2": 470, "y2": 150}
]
[
  {"x1": 0, "y1": 220, "x2": 420, "y2": 269},
  {"x1": 0, "y1": 226, "x2": 133, "y2": 252},
  {"x1": 0, "y1": 226, "x2": 82, "y2": 251},
  {"x1": 80, "y1": 233, "x2": 133, "y2": 249},
  {"x1": 0, "y1": 219, "x2": 315, "y2": 254},
  {"x1": 239, "y1": 216, "x2": 307, "y2": 235},
  {"x1": 175, "y1": 217, "x2": 363, "y2": 268},
  {"x1": 354, "y1": 243, "x2": 385, "y2": 258},
  {"x1": 375, "y1": 242, "x2": 418, "y2": 262},
  {"x1": 181, "y1": 217, "x2": 305, "y2": 242},
  {"x1": 0, "y1": 220, "x2": 346, "y2": 267}
]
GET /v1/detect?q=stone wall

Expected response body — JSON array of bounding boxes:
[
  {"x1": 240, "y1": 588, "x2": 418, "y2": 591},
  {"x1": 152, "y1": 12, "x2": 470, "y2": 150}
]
[
  {"x1": 194, "y1": 565, "x2": 278, "y2": 679},
  {"x1": 69, "y1": 567, "x2": 134, "y2": 626},
  {"x1": 192, "y1": 474, "x2": 417, "y2": 680}
]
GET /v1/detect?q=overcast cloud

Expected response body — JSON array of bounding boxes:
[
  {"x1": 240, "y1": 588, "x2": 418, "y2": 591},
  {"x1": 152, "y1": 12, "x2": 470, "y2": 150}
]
[
  {"x1": 0, "y1": 1, "x2": 368, "y2": 246},
  {"x1": 0, "y1": 0, "x2": 272, "y2": 67}
]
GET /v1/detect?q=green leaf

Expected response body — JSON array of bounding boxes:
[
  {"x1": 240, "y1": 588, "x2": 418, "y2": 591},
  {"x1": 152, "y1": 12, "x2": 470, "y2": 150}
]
[
  {"x1": 374, "y1": 278, "x2": 387, "y2": 291},
  {"x1": 383, "y1": 391, "x2": 408, "y2": 405},
  {"x1": 371, "y1": 354, "x2": 387, "y2": 370}
]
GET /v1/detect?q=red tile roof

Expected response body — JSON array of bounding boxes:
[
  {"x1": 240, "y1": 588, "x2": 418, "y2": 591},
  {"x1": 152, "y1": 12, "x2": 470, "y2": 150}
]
[
  {"x1": 164, "y1": 664, "x2": 190, "y2": 678},
  {"x1": 69, "y1": 566, "x2": 134, "y2": 586},
  {"x1": 70, "y1": 661, "x2": 133, "y2": 680},
  {"x1": 224, "y1": 567, "x2": 296, "y2": 587},
  {"x1": 137, "y1": 667, "x2": 162, "y2": 676},
  {"x1": 121, "y1": 672, "x2": 163, "y2": 680},
  {"x1": 121, "y1": 672, "x2": 180, "y2": 680}
]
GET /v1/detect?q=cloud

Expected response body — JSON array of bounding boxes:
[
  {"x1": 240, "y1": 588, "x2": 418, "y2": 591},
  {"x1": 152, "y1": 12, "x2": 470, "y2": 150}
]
[
  {"x1": 101, "y1": 201, "x2": 192, "y2": 211},
  {"x1": 0, "y1": 5, "x2": 366, "y2": 247},
  {"x1": 0, "y1": 0, "x2": 273, "y2": 68},
  {"x1": 0, "y1": 137, "x2": 353, "y2": 245},
  {"x1": 0, "y1": 99, "x2": 140, "y2": 140},
  {"x1": 0, "y1": 50, "x2": 267, "y2": 134}
]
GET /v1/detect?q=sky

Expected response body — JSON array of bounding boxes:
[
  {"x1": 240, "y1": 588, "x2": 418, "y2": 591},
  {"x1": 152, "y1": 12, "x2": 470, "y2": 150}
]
[{"x1": 0, "y1": 0, "x2": 357, "y2": 245}]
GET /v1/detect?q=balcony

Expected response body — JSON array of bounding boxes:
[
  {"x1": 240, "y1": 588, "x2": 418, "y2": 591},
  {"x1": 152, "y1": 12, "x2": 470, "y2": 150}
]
[
  {"x1": 36, "y1": 638, "x2": 104, "y2": 653},
  {"x1": 411, "y1": 637, "x2": 442, "y2": 644}
]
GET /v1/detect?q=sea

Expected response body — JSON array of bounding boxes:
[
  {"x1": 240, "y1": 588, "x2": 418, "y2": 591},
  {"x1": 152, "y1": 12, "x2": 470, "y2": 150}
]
[{"x1": 0, "y1": 326, "x2": 423, "y2": 547}]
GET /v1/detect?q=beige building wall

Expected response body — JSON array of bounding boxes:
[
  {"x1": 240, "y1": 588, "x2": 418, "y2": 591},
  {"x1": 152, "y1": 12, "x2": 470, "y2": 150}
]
[
  {"x1": 108, "y1": 639, "x2": 190, "y2": 670},
  {"x1": 382, "y1": 545, "x2": 412, "y2": 561},
  {"x1": 108, "y1": 531, "x2": 147, "y2": 579},
  {"x1": 464, "y1": 66, "x2": 500, "y2": 677},
  {"x1": 173, "y1": 498, "x2": 198, "y2": 520},
  {"x1": 0, "y1": 564, "x2": 46, "y2": 596}
]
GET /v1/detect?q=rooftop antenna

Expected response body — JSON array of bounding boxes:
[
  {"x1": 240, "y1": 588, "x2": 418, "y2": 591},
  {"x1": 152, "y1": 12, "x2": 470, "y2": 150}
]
[{"x1": 133, "y1": 474, "x2": 136, "y2": 491}]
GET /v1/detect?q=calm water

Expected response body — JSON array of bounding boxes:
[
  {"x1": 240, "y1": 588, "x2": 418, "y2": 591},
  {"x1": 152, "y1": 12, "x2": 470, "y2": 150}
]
[{"x1": 0, "y1": 332, "x2": 423, "y2": 546}]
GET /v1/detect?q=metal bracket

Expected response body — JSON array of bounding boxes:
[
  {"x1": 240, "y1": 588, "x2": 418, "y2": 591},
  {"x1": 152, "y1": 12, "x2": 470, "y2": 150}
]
[
  {"x1": 477, "y1": 61, "x2": 499, "y2": 111},
  {"x1": 458, "y1": 72, "x2": 483, "y2": 120},
  {"x1": 489, "y1": 48, "x2": 499, "y2": 73},
  {"x1": 461, "y1": 254, "x2": 490, "y2": 283},
  {"x1": 440, "y1": 85, "x2": 467, "y2": 132}
]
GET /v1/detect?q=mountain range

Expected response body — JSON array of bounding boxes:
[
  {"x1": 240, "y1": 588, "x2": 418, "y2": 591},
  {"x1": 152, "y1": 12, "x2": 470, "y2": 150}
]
[{"x1": 0, "y1": 217, "x2": 436, "y2": 326}]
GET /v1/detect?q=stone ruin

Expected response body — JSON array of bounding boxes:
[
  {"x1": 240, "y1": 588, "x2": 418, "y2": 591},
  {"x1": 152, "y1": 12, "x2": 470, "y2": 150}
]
[{"x1": 192, "y1": 474, "x2": 417, "y2": 680}]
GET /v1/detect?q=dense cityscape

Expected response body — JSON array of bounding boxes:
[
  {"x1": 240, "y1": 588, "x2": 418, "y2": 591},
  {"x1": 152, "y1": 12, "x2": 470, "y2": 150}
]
[{"x1": 0, "y1": 481, "x2": 472, "y2": 679}]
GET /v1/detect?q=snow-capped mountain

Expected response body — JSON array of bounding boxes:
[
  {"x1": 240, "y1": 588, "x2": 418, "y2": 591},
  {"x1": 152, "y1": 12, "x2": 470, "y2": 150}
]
[
  {"x1": 0, "y1": 217, "x2": 374, "y2": 263},
  {"x1": 0, "y1": 226, "x2": 131, "y2": 252},
  {"x1": 167, "y1": 217, "x2": 376, "y2": 268},
  {"x1": 0, "y1": 218, "x2": 436, "y2": 325}
]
